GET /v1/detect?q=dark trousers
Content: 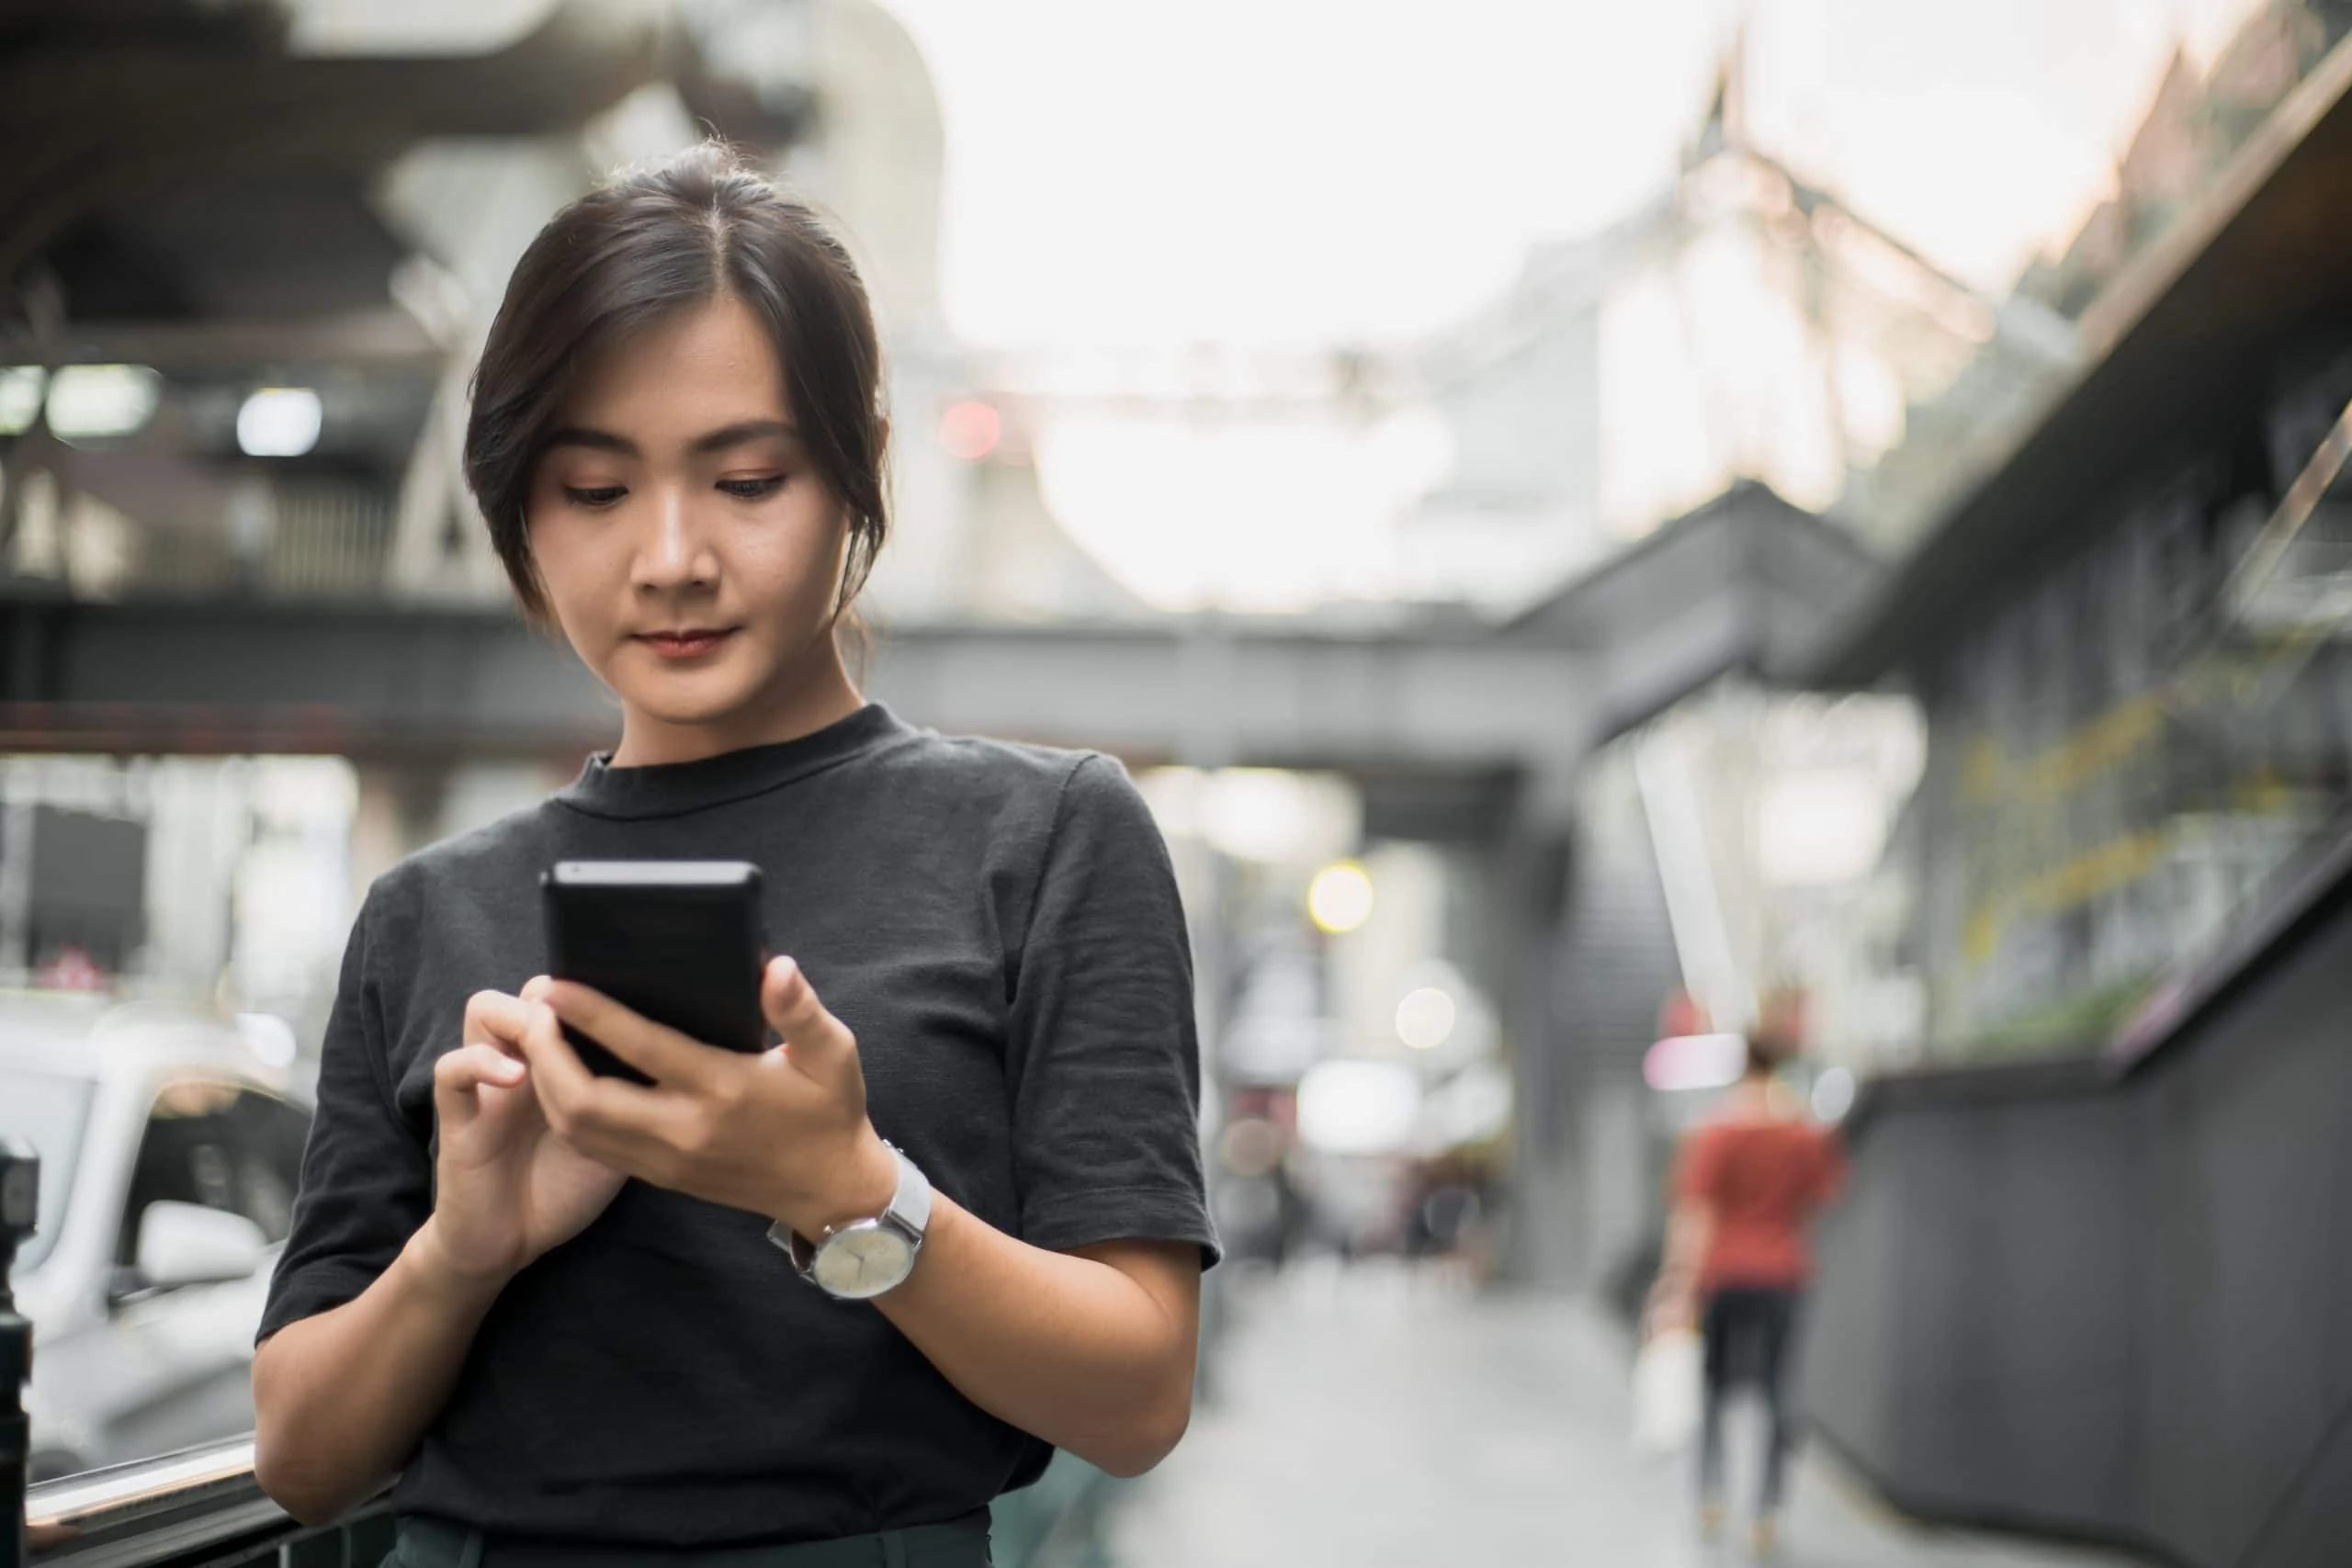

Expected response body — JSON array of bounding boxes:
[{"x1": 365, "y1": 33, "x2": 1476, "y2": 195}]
[
  {"x1": 390, "y1": 1511, "x2": 994, "y2": 1568},
  {"x1": 1698, "y1": 1284, "x2": 1801, "y2": 1513}
]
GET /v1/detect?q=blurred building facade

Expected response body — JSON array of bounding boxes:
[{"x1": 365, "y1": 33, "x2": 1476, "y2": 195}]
[
  {"x1": 1787, "y1": 14, "x2": 2352, "y2": 1562},
  {"x1": 1820, "y1": 0, "x2": 2352, "y2": 1059}
]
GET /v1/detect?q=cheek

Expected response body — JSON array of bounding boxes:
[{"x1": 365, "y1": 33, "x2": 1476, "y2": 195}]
[
  {"x1": 733, "y1": 505, "x2": 851, "y2": 615},
  {"x1": 525, "y1": 513, "x2": 618, "y2": 629}
]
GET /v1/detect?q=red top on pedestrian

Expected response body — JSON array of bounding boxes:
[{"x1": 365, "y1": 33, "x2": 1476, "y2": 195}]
[{"x1": 1675, "y1": 1118, "x2": 1845, "y2": 1292}]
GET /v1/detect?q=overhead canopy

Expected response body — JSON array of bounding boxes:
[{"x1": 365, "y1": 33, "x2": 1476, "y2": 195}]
[
  {"x1": 0, "y1": 0, "x2": 808, "y2": 311},
  {"x1": 1501, "y1": 479, "x2": 1881, "y2": 740},
  {"x1": 0, "y1": 0, "x2": 817, "y2": 588},
  {"x1": 1806, "y1": 36, "x2": 2352, "y2": 689}
]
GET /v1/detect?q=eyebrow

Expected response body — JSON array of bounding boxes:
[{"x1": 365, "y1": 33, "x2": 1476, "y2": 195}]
[{"x1": 542, "y1": 419, "x2": 800, "y2": 458}]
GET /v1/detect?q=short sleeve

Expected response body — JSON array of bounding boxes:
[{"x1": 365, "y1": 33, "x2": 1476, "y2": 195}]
[
  {"x1": 256, "y1": 890, "x2": 433, "y2": 1342},
  {"x1": 1674, "y1": 1127, "x2": 1724, "y2": 1206},
  {"x1": 1004, "y1": 755, "x2": 1220, "y2": 1268}
]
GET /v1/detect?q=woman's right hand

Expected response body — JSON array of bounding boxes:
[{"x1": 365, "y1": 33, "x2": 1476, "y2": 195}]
[{"x1": 421, "y1": 984, "x2": 627, "y2": 1285}]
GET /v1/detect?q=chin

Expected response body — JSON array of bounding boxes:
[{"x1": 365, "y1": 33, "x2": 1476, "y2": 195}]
[
  {"x1": 607, "y1": 666, "x2": 770, "y2": 731},
  {"x1": 628, "y1": 691, "x2": 767, "y2": 731}
]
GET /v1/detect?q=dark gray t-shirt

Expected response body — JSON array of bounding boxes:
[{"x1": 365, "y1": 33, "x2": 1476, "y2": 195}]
[{"x1": 259, "y1": 704, "x2": 1217, "y2": 1546}]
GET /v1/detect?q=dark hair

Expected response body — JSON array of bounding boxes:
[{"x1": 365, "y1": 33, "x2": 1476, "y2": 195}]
[
  {"x1": 1743, "y1": 1035, "x2": 1781, "y2": 1079},
  {"x1": 462, "y1": 141, "x2": 888, "y2": 626}
]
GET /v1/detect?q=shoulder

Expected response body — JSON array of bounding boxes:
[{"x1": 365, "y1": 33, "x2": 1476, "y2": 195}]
[
  {"x1": 871, "y1": 728, "x2": 1155, "y2": 834},
  {"x1": 355, "y1": 798, "x2": 561, "y2": 945},
  {"x1": 872, "y1": 725, "x2": 1101, "y2": 794}
]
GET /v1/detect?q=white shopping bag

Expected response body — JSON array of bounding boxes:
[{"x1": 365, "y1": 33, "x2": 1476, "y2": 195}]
[{"x1": 1630, "y1": 1325, "x2": 1703, "y2": 1457}]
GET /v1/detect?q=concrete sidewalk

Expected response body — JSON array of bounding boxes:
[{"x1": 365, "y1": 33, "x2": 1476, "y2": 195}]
[{"x1": 1103, "y1": 1259, "x2": 2143, "y2": 1568}]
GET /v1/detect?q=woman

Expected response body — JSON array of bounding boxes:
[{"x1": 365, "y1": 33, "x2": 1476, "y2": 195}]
[
  {"x1": 251, "y1": 143, "x2": 1216, "y2": 1566},
  {"x1": 1655, "y1": 1029, "x2": 1843, "y2": 1557}
]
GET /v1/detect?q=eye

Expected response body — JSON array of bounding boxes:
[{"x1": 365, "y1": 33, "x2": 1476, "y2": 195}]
[
  {"x1": 718, "y1": 476, "x2": 786, "y2": 501},
  {"x1": 562, "y1": 485, "x2": 626, "y2": 509}
]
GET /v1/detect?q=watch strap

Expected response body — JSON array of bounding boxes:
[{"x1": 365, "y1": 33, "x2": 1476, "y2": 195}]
[
  {"x1": 886, "y1": 1143, "x2": 934, "y2": 1235},
  {"x1": 768, "y1": 1143, "x2": 931, "y2": 1281}
]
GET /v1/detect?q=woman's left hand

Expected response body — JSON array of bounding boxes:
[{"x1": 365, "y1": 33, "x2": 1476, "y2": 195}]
[{"x1": 515, "y1": 957, "x2": 899, "y2": 1241}]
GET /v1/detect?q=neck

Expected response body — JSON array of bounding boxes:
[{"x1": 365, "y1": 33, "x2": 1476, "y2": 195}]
[{"x1": 609, "y1": 639, "x2": 865, "y2": 768}]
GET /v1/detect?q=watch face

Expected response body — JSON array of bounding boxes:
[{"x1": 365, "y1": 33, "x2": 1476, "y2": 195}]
[{"x1": 812, "y1": 1221, "x2": 915, "y2": 1300}]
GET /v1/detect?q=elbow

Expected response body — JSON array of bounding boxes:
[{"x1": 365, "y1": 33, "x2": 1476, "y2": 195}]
[
  {"x1": 252, "y1": 1366, "x2": 370, "y2": 1528},
  {"x1": 252, "y1": 1440, "x2": 348, "y2": 1529},
  {"x1": 255, "y1": 1450, "x2": 385, "y2": 1529},
  {"x1": 252, "y1": 1365, "x2": 316, "y2": 1525},
  {"x1": 1078, "y1": 1384, "x2": 1194, "y2": 1480},
  {"x1": 1091, "y1": 1431, "x2": 1183, "y2": 1481}
]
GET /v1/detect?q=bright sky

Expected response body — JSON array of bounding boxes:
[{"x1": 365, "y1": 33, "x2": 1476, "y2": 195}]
[
  {"x1": 882, "y1": 0, "x2": 2263, "y2": 352},
  {"x1": 874, "y1": 0, "x2": 2269, "y2": 609}
]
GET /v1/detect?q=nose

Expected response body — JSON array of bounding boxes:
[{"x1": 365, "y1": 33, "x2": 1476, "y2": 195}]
[{"x1": 631, "y1": 482, "x2": 718, "y2": 593}]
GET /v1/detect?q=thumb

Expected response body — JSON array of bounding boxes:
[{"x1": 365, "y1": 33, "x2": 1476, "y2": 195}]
[
  {"x1": 763, "y1": 956, "x2": 856, "y2": 1078},
  {"x1": 434, "y1": 1043, "x2": 529, "y2": 1139}
]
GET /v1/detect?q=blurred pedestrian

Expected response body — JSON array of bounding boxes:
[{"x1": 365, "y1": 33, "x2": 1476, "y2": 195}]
[
  {"x1": 248, "y1": 141, "x2": 1217, "y2": 1565},
  {"x1": 1652, "y1": 1026, "x2": 1844, "y2": 1556}
]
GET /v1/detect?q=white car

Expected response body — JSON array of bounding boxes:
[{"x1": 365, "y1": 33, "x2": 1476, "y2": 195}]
[{"x1": 0, "y1": 993, "x2": 311, "y2": 1483}]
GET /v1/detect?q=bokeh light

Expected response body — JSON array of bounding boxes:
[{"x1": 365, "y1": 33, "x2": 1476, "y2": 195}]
[
  {"x1": 45, "y1": 364, "x2": 162, "y2": 445},
  {"x1": 236, "y1": 387, "x2": 323, "y2": 457},
  {"x1": 1811, "y1": 1065, "x2": 1858, "y2": 1122},
  {"x1": 1306, "y1": 859, "x2": 1374, "y2": 933},
  {"x1": 1642, "y1": 1032, "x2": 1747, "y2": 1093},
  {"x1": 1395, "y1": 987, "x2": 1457, "y2": 1050},
  {"x1": 0, "y1": 366, "x2": 45, "y2": 435},
  {"x1": 938, "y1": 398, "x2": 1001, "y2": 460},
  {"x1": 1295, "y1": 1059, "x2": 1421, "y2": 1156}
]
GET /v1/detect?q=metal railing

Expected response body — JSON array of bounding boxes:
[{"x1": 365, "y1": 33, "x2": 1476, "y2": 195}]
[
  {"x1": 22, "y1": 1440, "x2": 390, "y2": 1568},
  {"x1": 17, "y1": 1441, "x2": 1104, "y2": 1568}
]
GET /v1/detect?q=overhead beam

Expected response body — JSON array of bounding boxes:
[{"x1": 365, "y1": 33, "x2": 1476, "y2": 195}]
[
  {"x1": 0, "y1": 598, "x2": 1597, "y2": 782},
  {"x1": 0, "y1": 481, "x2": 1879, "y2": 819},
  {"x1": 0, "y1": 481, "x2": 1879, "y2": 857},
  {"x1": 0, "y1": 310, "x2": 441, "y2": 371}
]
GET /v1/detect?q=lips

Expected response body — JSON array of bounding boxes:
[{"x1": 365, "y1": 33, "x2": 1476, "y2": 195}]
[{"x1": 636, "y1": 628, "x2": 735, "y2": 660}]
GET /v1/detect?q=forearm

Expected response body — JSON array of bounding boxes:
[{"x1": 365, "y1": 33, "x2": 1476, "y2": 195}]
[
  {"x1": 1661, "y1": 1199, "x2": 1713, "y2": 1291},
  {"x1": 252, "y1": 1217, "x2": 508, "y2": 1524},
  {"x1": 869, "y1": 1196, "x2": 1197, "y2": 1477}
]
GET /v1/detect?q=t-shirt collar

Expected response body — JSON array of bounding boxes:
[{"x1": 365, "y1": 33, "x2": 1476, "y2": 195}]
[{"x1": 556, "y1": 702, "x2": 911, "y2": 820}]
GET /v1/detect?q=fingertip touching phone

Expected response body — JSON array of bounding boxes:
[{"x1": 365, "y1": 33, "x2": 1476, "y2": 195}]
[{"x1": 540, "y1": 860, "x2": 768, "y2": 1085}]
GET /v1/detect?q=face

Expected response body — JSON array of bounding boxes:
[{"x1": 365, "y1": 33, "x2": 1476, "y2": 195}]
[{"x1": 526, "y1": 291, "x2": 857, "y2": 765}]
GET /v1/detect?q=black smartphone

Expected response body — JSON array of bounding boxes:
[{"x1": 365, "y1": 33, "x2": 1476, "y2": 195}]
[{"x1": 540, "y1": 860, "x2": 768, "y2": 1084}]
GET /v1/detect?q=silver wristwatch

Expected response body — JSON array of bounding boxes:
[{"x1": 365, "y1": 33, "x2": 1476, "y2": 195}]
[{"x1": 767, "y1": 1143, "x2": 932, "y2": 1301}]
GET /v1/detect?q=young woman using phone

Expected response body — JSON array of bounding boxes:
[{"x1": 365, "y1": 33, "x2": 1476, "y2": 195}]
[{"x1": 250, "y1": 142, "x2": 1216, "y2": 1566}]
